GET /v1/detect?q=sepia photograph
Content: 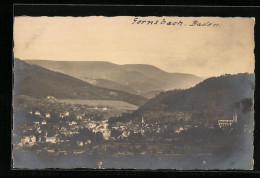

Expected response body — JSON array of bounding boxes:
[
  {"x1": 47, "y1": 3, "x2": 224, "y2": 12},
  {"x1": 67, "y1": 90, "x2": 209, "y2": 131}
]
[{"x1": 12, "y1": 16, "x2": 255, "y2": 169}]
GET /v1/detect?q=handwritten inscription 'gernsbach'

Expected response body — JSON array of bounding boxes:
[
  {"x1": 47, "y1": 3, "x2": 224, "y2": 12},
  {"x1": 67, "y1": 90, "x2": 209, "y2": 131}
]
[{"x1": 132, "y1": 18, "x2": 220, "y2": 27}]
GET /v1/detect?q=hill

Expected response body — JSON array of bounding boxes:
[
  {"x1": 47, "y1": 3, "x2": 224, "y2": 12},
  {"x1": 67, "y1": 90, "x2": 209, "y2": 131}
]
[
  {"x1": 109, "y1": 73, "x2": 254, "y2": 124},
  {"x1": 83, "y1": 78, "x2": 140, "y2": 95},
  {"x1": 137, "y1": 73, "x2": 254, "y2": 113},
  {"x1": 123, "y1": 64, "x2": 202, "y2": 90},
  {"x1": 25, "y1": 60, "x2": 203, "y2": 97},
  {"x1": 13, "y1": 59, "x2": 147, "y2": 106}
]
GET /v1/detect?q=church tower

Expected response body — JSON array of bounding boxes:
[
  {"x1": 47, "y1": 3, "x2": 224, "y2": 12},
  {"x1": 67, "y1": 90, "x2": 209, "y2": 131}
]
[
  {"x1": 233, "y1": 113, "x2": 238, "y2": 123},
  {"x1": 141, "y1": 117, "x2": 145, "y2": 135}
]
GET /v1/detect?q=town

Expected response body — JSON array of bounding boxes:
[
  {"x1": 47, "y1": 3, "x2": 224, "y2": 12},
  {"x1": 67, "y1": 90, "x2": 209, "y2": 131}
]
[{"x1": 13, "y1": 95, "x2": 253, "y2": 159}]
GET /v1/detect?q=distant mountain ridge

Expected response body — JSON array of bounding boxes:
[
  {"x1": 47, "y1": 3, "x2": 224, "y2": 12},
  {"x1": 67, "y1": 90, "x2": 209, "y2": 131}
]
[
  {"x1": 14, "y1": 59, "x2": 147, "y2": 106},
  {"x1": 25, "y1": 60, "x2": 203, "y2": 97}
]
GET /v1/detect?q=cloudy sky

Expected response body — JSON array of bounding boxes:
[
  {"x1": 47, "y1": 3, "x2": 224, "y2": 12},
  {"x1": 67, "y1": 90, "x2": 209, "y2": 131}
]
[{"x1": 14, "y1": 16, "x2": 255, "y2": 77}]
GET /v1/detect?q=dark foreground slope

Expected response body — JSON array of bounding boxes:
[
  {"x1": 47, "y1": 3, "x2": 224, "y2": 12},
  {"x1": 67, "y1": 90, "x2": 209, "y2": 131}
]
[
  {"x1": 13, "y1": 59, "x2": 147, "y2": 106},
  {"x1": 25, "y1": 60, "x2": 203, "y2": 96}
]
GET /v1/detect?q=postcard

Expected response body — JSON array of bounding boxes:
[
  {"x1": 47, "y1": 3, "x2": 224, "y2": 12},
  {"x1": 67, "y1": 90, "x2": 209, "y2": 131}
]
[{"x1": 12, "y1": 16, "x2": 255, "y2": 169}]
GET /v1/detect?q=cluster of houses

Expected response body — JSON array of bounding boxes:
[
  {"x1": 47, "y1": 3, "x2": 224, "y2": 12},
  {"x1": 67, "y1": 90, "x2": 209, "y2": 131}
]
[
  {"x1": 18, "y1": 107, "x2": 114, "y2": 147},
  {"x1": 18, "y1": 111, "x2": 240, "y2": 148},
  {"x1": 18, "y1": 132, "x2": 59, "y2": 146},
  {"x1": 109, "y1": 116, "x2": 197, "y2": 138},
  {"x1": 82, "y1": 119, "x2": 111, "y2": 140},
  {"x1": 19, "y1": 135, "x2": 36, "y2": 146},
  {"x1": 107, "y1": 112, "x2": 240, "y2": 138},
  {"x1": 18, "y1": 96, "x2": 241, "y2": 151}
]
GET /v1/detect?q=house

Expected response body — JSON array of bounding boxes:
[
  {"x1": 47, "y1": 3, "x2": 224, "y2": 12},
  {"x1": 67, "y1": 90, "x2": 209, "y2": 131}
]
[
  {"x1": 60, "y1": 127, "x2": 67, "y2": 131},
  {"x1": 77, "y1": 141, "x2": 84, "y2": 147},
  {"x1": 63, "y1": 131, "x2": 73, "y2": 136},
  {"x1": 46, "y1": 149, "x2": 55, "y2": 153},
  {"x1": 121, "y1": 131, "x2": 130, "y2": 138},
  {"x1": 156, "y1": 127, "x2": 161, "y2": 133},
  {"x1": 98, "y1": 122, "x2": 111, "y2": 140},
  {"x1": 76, "y1": 115, "x2": 83, "y2": 120},
  {"x1": 98, "y1": 162, "x2": 103, "y2": 169},
  {"x1": 87, "y1": 122, "x2": 96, "y2": 129},
  {"x1": 59, "y1": 111, "x2": 69, "y2": 118},
  {"x1": 69, "y1": 121, "x2": 77, "y2": 126},
  {"x1": 102, "y1": 130, "x2": 111, "y2": 140},
  {"x1": 47, "y1": 96, "x2": 55, "y2": 99},
  {"x1": 35, "y1": 111, "x2": 41, "y2": 116},
  {"x1": 109, "y1": 91, "x2": 117, "y2": 96},
  {"x1": 46, "y1": 136, "x2": 57, "y2": 143},
  {"x1": 20, "y1": 135, "x2": 36, "y2": 146},
  {"x1": 45, "y1": 113, "x2": 51, "y2": 118},
  {"x1": 175, "y1": 127, "x2": 184, "y2": 134},
  {"x1": 36, "y1": 127, "x2": 41, "y2": 133}
]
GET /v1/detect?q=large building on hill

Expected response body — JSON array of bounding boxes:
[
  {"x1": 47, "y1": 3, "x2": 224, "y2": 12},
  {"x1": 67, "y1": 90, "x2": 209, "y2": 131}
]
[{"x1": 218, "y1": 113, "x2": 238, "y2": 128}]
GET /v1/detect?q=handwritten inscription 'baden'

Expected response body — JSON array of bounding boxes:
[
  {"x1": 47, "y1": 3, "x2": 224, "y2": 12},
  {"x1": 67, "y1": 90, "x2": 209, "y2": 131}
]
[{"x1": 132, "y1": 18, "x2": 220, "y2": 27}]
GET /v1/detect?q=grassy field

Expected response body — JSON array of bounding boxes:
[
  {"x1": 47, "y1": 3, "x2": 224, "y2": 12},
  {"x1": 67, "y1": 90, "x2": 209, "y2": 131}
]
[{"x1": 58, "y1": 99, "x2": 138, "y2": 111}]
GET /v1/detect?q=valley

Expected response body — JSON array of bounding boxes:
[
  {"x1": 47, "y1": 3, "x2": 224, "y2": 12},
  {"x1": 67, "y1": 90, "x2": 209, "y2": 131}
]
[{"x1": 12, "y1": 59, "x2": 254, "y2": 169}]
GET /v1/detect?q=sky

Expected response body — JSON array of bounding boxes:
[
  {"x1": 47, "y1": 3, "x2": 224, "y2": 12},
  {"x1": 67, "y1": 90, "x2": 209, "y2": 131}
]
[{"x1": 13, "y1": 16, "x2": 255, "y2": 77}]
